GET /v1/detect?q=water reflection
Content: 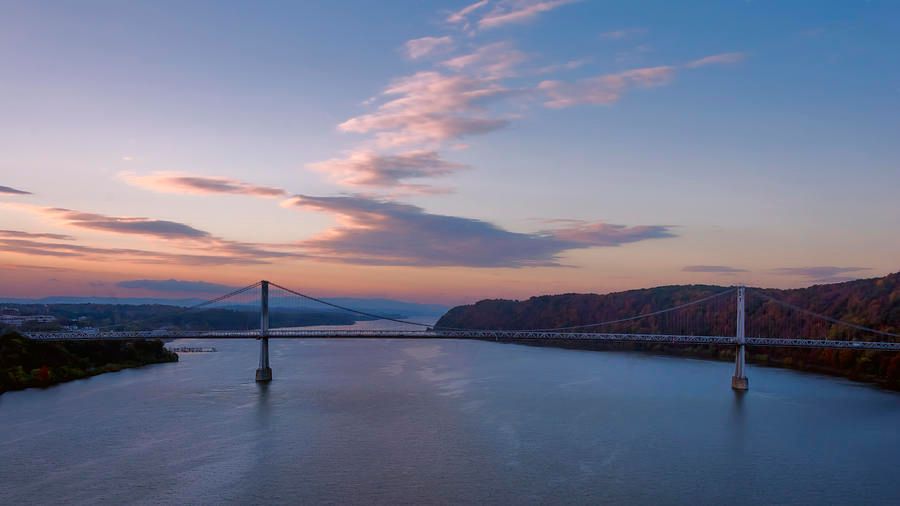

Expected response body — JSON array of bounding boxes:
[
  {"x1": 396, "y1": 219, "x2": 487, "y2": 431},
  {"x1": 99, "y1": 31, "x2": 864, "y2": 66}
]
[{"x1": 1, "y1": 333, "x2": 898, "y2": 505}]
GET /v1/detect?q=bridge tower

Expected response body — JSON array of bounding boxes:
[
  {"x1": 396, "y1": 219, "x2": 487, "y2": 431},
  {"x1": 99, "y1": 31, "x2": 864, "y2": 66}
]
[
  {"x1": 731, "y1": 286, "x2": 749, "y2": 390},
  {"x1": 255, "y1": 280, "x2": 273, "y2": 382}
]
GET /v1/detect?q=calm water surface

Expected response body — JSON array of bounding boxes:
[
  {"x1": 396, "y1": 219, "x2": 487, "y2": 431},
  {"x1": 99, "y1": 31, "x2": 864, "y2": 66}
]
[{"x1": 1, "y1": 320, "x2": 898, "y2": 505}]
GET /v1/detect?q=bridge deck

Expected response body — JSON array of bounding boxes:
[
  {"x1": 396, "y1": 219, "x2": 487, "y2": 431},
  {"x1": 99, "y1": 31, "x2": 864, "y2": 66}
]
[{"x1": 22, "y1": 329, "x2": 900, "y2": 351}]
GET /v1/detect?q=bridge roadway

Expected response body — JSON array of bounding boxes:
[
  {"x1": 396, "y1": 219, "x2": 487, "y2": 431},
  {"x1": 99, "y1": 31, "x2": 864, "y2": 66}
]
[{"x1": 23, "y1": 329, "x2": 900, "y2": 351}]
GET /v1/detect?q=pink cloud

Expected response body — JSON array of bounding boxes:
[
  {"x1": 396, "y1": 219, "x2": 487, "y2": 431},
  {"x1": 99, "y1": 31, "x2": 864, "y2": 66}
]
[
  {"x1": 547, "y1": 220, "x2": 675, "y2": 246},
  {"x1": 479, "y1": 0, "x2": 578, "y2": 29},
  {"x1": 441, "y1": 41, "x2": 528, "y2": 79},
  {"x1": 120, "y1": 172, "x2": 286, "y2": 197},
  {"x1": 539, "y1": 65, "x2": 676, "y2": 108},
  {"x1": 309, "y1": 150, "x2": 467, "y2": 192},
  {"x1": 338, "y1": 71, "x2": 513, "y2": 147},
  {"x1": 685, "y1": 52, "x2": 746, "y2": 68},
  {"x1": 0, "y1": 229, "x2": 293, "y2": 266},
  {"x1": 4, "y1": 204, "x2": 302, "y2": 265},
  {"x1": 447, "y1": 0, "x2": 491, "y2": 24},
  {"x1": 404, "y1": 36, "x2": 454, "y2": 59}
]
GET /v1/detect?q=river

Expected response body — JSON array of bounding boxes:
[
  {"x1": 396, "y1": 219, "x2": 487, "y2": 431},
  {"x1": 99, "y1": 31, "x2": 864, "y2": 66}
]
[{"x1": 1, "y1": 319, "x2": 898, "y2": 505}]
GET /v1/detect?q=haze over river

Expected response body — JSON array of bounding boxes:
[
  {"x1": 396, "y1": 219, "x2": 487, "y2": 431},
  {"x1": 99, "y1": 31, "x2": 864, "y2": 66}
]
[{"x1": 2, "y1": 319, "x2": 899, "y2": 505}]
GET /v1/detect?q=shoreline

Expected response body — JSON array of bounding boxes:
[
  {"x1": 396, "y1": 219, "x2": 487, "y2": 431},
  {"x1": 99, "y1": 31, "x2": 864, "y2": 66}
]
[
  {"x1": 484, "y1": 338, "x2": 900, "y2": 392},
  {"x1": 0, "y1": 333, "x2": 179, "y2": 395}
]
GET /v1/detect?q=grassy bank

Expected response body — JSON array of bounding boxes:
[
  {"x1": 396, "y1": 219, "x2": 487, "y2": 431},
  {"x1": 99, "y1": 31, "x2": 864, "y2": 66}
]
[{"x1": 0, "y1": 332, "x2": 178, "y2": 394}]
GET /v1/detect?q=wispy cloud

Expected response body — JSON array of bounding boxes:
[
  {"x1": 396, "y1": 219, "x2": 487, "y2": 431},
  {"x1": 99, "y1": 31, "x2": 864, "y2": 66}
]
[
  {"x1": 536, "y1": 58, "x2": 590, "y2": 75},
  {"x1": 338, "y1": 71, "x2": 514, "y2": 147},
  {"x1": 447, "y1": 0, "x2": 491, "y2": 25},
  {"x1": 600, "y1": 28, "x2": 647, "y2": 40},
  {"x1": 0, "y1": 185, "x2": 32, "y2": 195},
  {"x1": 405, "y1": 36, "x2": 454, "y2": 59},
  {"x1": 772, "y1": 266, "x2": 870, "y2": 284},
  {"x1": 120, "y1": 172, "x2": 287, "y2": 197},
  {"x1": 117, "y1": 279, "x2": 238, "y2": 293},
  {"x1": 539, "y1": 65, "x2": 676, "y2": 108},
  {"x1": 441, "y1": 41, "x2": 528, "y2": 79},
  {"x1": 283, "y1": 194, "x2": 674, "y2": 267},
  {"x1": 0, "y1": 229, "x2": 73, "y2": 241},
  {"x1": 685, "y1": 52, "x2": 746, "y2": 68},
  {"x1": 3, "y1": 205, "x2": 303, "y2": 265},
  {"x1": 40, "y1": 208, "x2": 212, "y2": 240},
  {"x1": 309, "y1": 150, "x2": 467, "y2": 193},
  {"x1": 478, "y1": 0, "x2": 578, "y2": 29},
  {"x1": 548, "y1": 220, "x2": 674, "y2": 246},
  {"x1": 0, "y1": 230, "x2": 276, "y2": 266},
  {"x1": 539, "y1": 52, "x2": 745, "y2": 108},
  {"x1": 683, "y1": 265, "x2": 748, "y2": 274}
]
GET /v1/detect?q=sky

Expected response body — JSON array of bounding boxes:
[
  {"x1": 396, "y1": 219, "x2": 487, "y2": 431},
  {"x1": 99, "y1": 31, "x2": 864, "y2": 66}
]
[{"x1": 0, "y1": 0, "x2": 898, "y2": 304}]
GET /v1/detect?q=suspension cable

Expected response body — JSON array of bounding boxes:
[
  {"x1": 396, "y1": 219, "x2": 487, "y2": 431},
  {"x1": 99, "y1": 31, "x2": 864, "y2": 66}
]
[
  {"x1": 271, "y1": 282, "x2": 734, "y2": 333},
  {"x1": 97, "y1": 281, "x2": 262, "y2": 330},
  {"x1": 269, "y1": 282, "x2": 435, "y2": 328},
  {"x1": 751, "y1": 289, "x2": 900, "y2": 339},
  {"x1": 508, "y1": 288, "x2": 735, "y2": 331}
]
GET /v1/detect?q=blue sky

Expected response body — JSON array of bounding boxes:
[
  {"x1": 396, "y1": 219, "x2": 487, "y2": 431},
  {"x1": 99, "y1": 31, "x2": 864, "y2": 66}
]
[{"x1": 0, "y1": 1, "x2": 897, "y2": 302}]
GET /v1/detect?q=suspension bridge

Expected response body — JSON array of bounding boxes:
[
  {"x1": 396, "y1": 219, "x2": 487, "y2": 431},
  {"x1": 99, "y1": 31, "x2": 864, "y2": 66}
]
[{"x1": 23, "y1": 280, "x2": 900, "y2": 390}]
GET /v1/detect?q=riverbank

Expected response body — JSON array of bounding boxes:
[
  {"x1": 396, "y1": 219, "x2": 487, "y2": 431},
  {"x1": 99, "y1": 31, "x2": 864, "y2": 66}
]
[{"x1": 0, "y1": 332, "x2": 178, "y2": 394}]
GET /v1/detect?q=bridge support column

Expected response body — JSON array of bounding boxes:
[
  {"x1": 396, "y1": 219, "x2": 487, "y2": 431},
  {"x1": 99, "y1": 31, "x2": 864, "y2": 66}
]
[
  {"x1": 256, "y1": 280, "x2": 272, "y2": 382},
  {"x1": 731, "y1": 286, "x2": 748, "y2": 391}
]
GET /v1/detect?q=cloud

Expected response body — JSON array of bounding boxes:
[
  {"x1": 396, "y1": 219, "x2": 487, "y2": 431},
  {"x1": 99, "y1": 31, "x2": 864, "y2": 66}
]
[
  {"x1": 536, "y1": 58, "x2": 590, "y2": 75},
  {"x1": 685, "y1": 52, "x2": 746, "y2": 68},
  {"x1": 538, "y1": 52, "x2": 744, "y2": 108},
  {"x1": 309, "y1": 150, "x2": 467, "y2": 192},
  {"x1": 547, "y1": 220, "x2": 675, "y2": 246},
  {"x1": 117, "y1": 279, "x2": 238, "y2": 293},
  {"x1": 40, "y1": 208, "x2": 212, "y2": 240},
  {"x1": 0, "y1": 263, "x2": 75, "y2": 273},
  {"x1": 338, "y1": 71, "x2": 513, "y2": 147},
  {"x1": 3, "y1": 204, "x2": 304, "y2": 265},
  {"x1": 683, "y1": 265, "x2": 748, "y2": 274},
  {"x1": 0, "y1": 229, "x2": 73, "y2": 241},
  {"x1": 447, "y1": 0, "x2": 490, "y2": 24},
  {"x1": 405, "y1": 36, "x2": 454, "y2": 59},
  {"x1": 478, "y1": 0, "x2": 578, "y2": 29},
  {"x1": 600, "y1": 28, "x2": 647, "y2": 40},
  {"x1": 0, "y1": 231, "x2": 271, "y2": 265},
  {"x1": 120, "y1": 172, "x2": 286, "y2": 197},
  {"x1": 0, "y1": 185, "x2": 32, "y2": 195},
  {"x1": 282, "y1": 194, "x2": 674, "y2": 267},
  {"x1": 0, "y1": 228, "x2": 301, "y2": 266},
  {"x1": 772, "y1": 266, "x2": 870, "y2": 284},
  {"x1": 441, "y1": 41, "x2": 528, "y2": 79},
  {"x1": 539, "y1": 65, "x2": 676, "y2": 108}
]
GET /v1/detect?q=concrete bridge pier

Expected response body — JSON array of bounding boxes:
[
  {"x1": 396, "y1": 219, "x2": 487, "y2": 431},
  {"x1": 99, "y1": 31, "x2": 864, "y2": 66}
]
[
  {"x1": 256, "y1": 337, "x2": 272, "y2": 382},
  {"x1": 256, "y1": 280, "x2": 273, "y2": 383},
  {"x1": 731, "y1": 286, "x2": 749, "y2": 391},
  {"x1": 731, "y1": 344, "x2": 748, "y2": 390}
]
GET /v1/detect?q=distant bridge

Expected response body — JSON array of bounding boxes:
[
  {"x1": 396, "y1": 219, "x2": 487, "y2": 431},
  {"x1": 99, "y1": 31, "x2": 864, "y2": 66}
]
[{"x1": 23, "y1": 280, "x2": 900, "y2": 390}]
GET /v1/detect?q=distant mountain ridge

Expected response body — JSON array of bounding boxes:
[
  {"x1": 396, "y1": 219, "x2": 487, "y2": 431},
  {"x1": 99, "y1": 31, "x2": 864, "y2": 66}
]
[{"x1": 0, "y1": 296, "x2": 447, "y2": 316}]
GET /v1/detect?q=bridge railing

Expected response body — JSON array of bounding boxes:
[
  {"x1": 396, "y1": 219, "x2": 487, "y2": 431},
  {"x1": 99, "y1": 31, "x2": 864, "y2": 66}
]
[{"x1": 22, "y1": 329, "x2": 900, "y2": 350}]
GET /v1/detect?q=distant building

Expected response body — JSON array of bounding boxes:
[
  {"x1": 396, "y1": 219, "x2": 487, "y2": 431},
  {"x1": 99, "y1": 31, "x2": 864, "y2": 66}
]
[{"x1": 0, "y1": 314, "x2": 58, "y2": 327}]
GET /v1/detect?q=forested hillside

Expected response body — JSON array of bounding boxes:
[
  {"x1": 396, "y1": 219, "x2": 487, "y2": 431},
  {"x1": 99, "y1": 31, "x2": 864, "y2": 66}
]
[
  {"x1": 0, "y1": 332, "x2": 178, "y2": 394},
  {"x1": 437, "y1": 272, "x2": 900, "y2": 389}
]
